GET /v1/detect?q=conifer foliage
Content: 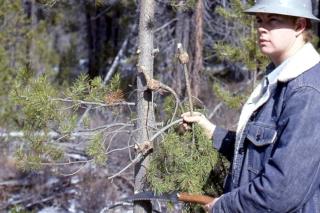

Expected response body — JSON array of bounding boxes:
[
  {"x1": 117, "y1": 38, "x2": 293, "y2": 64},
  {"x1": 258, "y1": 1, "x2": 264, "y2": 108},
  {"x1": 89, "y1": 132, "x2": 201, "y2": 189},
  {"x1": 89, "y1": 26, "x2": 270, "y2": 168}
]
[
  {"x1": 10, "y1": 70, "x2": 118, "y2": 170},
  {"x1": 215, "y1": 0, "x2": 268, "y2": 73},
  {"x1": 213, "y1": 0, "x2": 269, "y2": 108},
  {"x1": 148, "y1": 125, "x2": 219, "y2": 195}
]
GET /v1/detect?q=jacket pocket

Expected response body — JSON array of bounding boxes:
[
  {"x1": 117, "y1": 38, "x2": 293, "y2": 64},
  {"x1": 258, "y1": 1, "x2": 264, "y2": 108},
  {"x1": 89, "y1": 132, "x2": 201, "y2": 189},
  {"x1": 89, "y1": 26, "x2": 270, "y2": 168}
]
[{"x1": 245, "y1": 121, "x2": 277, "y2": 177}]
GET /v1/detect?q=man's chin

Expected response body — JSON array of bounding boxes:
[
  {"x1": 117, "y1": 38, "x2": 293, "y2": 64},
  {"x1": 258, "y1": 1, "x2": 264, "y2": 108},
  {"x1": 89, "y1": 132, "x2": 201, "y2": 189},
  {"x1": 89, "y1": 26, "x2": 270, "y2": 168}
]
[{"x1": 259, "y1": 47, "x2": 274, "y2": 56}]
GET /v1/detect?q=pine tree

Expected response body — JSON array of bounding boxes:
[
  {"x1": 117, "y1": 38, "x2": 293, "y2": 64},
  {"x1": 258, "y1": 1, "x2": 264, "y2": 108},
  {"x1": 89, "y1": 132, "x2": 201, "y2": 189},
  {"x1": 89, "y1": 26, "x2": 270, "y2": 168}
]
[{"x1": 213, "y1": 0, "x2": 269, "y2": 108}]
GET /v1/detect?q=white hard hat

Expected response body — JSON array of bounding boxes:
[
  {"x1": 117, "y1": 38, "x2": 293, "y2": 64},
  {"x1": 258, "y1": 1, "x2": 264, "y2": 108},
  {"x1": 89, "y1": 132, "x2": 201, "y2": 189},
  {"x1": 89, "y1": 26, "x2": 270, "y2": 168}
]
[{"x1": 244, "y1": 0, "x2": 320, "y2": 22}]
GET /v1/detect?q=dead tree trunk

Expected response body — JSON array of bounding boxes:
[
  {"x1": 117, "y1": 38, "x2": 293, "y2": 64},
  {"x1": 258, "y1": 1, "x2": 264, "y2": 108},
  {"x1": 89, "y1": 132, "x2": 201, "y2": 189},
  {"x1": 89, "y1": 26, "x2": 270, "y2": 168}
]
[
  {"x1": 191, "y1": 0, "x2": 204, "y2": 99},
  {"x1": 134, "y1": 0, "x2": 155, "y2": 212},
  {"x1": 24, "y1": 0, "x2": 39, "y2": 74},
  {"x1": 174, "y1": 0, "x2": 191, "y2": 98}
]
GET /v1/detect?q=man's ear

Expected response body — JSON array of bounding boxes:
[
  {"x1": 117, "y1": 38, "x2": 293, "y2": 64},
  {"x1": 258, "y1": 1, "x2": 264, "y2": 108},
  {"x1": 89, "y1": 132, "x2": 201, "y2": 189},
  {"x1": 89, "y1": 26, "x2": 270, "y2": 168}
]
[{"x1": 295, "y1": 18, "x2": 307, "y2": 35}]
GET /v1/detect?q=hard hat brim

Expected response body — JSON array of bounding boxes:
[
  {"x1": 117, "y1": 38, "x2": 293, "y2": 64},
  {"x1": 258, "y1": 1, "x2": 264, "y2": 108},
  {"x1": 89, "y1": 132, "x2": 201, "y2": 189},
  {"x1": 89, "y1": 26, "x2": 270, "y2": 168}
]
[{"x1": 244, "y1": 5, "x2": 320, "y2": 22}]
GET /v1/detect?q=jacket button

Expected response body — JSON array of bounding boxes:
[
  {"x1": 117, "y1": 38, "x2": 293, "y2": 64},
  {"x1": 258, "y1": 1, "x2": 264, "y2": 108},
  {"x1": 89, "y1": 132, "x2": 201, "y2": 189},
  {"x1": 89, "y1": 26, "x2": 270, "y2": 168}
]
[
  {"x1": 256, "y1": 134, "x2": 261, "y2": 140},
  {"x1": 238, "y1": 147, "x2": 244, "y2": 154}
]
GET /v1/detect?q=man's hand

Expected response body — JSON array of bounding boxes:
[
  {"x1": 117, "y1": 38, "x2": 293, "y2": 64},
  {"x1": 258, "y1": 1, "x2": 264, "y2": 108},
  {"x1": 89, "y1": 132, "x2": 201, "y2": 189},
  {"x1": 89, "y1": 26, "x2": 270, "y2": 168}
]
[{"x1": 181, "y1": 112, "x2": 216, "y2": 139}]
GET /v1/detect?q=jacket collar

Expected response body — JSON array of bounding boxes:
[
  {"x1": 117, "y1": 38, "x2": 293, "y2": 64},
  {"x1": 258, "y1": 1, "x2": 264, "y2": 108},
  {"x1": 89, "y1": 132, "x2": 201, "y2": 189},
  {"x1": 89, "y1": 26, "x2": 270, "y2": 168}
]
[{"x1": 266, "y1": 43, "x2": 320, "y2": 84}]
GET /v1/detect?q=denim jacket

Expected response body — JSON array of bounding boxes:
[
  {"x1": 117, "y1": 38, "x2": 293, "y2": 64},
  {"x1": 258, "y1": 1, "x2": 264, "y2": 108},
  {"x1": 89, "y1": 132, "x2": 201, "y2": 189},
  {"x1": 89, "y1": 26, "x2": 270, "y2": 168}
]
[{"x1": 212, "y1": 43, "x2": 320, "y2": 212}]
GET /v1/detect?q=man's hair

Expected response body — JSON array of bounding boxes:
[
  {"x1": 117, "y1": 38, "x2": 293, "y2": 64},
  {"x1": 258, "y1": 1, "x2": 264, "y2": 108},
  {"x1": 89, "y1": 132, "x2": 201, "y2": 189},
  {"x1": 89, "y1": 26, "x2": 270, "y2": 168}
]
[{"x1": 302, "y1": 19, "x2": 313, "y2": 42}]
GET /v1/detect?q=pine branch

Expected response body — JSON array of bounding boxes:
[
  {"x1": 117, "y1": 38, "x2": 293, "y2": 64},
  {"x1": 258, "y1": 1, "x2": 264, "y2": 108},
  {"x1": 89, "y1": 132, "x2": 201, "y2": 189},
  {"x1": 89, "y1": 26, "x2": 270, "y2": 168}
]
[
  {"x1": 51, "y1": 97, "x2": 135, "y2": 107},
  {"x1": 107, "y1": 118, "x2": 183, "y2": 179},
  {"x1": 77, "y1": 25, "x2": 136, "y2": 128}
]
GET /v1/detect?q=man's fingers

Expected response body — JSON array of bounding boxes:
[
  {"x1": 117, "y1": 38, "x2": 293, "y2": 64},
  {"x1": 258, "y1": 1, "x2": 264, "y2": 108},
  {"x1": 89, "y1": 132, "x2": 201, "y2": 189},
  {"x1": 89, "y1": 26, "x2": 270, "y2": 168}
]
[
  {"x1": 181, "y1": 111, "x2": 204, "y2": 123},
  {"x1": 182, "y1": 116, "x2": 198, "y2": 123},
  {"x1": 181, "y1": 111, "x2": 203, "y2": 117},
  {"x1": 182, "y1": 123, "x2": 191, "y2": 130}
]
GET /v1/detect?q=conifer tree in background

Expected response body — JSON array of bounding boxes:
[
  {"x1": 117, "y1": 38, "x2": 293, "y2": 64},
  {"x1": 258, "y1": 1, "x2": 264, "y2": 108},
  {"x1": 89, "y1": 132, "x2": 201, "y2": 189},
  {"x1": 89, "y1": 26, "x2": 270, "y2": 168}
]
[
  {"x1": 172, "y1": 0, "x2": 192, "y2": 97},
  {"x1": 0, "y1": 0, "x2": 136, "y2": 169},
  {"x1": 191, "y1": 0, "x2": 204, "y2": 98},
  {"x1": 0, "y1": 0, "x2": 122, "y2": 175},
  {"x1": 0, "y1": 0, "x2": 59, "y2": 129},
  {"x1": 0, "y1": 0, "x2": 78, "y2": 170},
  {"x1": 213, "y1": 0, "x2": 269, "y2": 107}
]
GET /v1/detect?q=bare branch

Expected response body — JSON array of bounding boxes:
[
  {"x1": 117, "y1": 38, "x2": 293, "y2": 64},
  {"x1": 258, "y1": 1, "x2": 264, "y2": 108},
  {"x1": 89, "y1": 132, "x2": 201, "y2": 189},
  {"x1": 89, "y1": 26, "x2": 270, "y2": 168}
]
[
  {"x1": 51, "y1": 97, "x2": 135, "y2": 107},
  {"x1": 106, "y1": 145, "x2": 135, "y2": 155},
  {"x1": 108, "y1": 153, "x2": 143, "y2": 180},
  {"x1": 154, "y1": 18, "x2": 177, "y2": 33},
  {"x1": 57, "y1": 161, "x2": 90, "y2": 177},
  {"x1": 103, "y1": 37, "x2": 129, "y2": 84},
  {"x1": 78, "y1": 123, "x2": 134, "y2": 132},
  {"x1": 208, "y1": 102, "x2": 223, "y2": 120}
]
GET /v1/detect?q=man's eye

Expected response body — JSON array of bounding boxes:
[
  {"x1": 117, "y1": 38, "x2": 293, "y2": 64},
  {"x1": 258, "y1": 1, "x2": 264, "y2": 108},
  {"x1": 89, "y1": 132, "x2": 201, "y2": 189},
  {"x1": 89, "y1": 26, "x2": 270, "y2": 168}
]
[{"x1": 269, "y1": 18, "x2": 280, "y2": 22}]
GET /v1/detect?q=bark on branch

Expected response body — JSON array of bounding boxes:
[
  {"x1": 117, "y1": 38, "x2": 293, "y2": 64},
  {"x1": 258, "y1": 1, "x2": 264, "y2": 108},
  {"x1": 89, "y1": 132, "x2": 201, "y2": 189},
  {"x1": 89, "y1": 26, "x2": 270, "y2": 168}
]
[{"x1": 137, "y1": 65, "x2": 182, "y2": 121}]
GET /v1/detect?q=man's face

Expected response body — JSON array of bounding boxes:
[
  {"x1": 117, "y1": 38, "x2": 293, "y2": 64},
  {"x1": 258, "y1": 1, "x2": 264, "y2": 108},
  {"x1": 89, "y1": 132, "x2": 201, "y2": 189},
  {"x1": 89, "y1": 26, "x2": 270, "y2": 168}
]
[{"x1": 255, "y1": 13, "x2": 298, "y2": 63}]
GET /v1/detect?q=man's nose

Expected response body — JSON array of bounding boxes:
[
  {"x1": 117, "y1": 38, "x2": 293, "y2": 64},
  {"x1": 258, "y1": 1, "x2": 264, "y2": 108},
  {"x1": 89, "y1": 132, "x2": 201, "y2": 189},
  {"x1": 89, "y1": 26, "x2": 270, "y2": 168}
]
[{"x1": 257, "y1": 26, "x2": 268, "y2": 34}]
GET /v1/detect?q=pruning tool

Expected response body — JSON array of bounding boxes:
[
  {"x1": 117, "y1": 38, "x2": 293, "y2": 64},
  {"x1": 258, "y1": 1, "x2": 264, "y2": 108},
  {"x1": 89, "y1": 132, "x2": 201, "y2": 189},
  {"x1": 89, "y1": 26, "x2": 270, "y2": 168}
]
[{"x1": 122, "y1": 191, "x2": 215, "y2": 205}]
